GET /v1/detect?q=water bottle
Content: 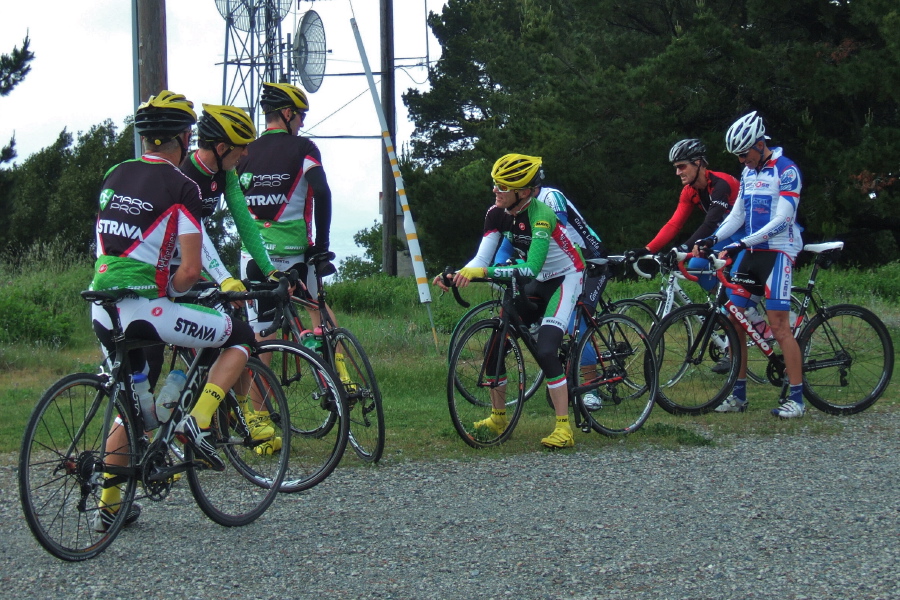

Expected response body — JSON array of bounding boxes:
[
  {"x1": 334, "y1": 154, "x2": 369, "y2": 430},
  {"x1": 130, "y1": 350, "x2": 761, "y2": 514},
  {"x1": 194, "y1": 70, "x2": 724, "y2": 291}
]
[
  {"x1": 155, "y1": 369, "x2": 186, "y2": 425},
  {"x1": 300, "y1": 327, "x2": 323, "y2": 351},
  {"x1": 746, "y1": 307, "x2": 773, "y2": 339},
  {"x1": 133, "y1": 372, "x2": 158, "y2": 430}
]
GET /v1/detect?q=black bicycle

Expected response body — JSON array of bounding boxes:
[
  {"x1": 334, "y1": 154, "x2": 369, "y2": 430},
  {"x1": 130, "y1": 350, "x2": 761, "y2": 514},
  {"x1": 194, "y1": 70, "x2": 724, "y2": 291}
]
[
  {"x1": 19, "y1": 282, "x2": 293, "y2": 561},
  {"x1": 445, "y1": 270, "x2": 659, "y2": 447}
]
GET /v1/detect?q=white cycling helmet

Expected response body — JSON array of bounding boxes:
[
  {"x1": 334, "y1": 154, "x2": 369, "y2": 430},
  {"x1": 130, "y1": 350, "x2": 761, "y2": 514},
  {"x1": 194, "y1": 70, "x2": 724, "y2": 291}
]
[{"x1": 725, "y1": 111, "x2": 766, "y2": 154}]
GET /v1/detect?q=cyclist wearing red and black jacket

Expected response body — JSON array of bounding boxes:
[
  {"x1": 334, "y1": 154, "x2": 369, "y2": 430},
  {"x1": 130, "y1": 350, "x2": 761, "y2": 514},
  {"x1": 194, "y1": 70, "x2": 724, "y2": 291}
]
[
  {"x1": 438, "y1": 154, "x2": 584, "y2": 449},
  {"x1": 237, "y1": 82, "x2": 336, "y2": 337},
  {"x1": 627, "y1": 139, "x2": 740, "y2": 290}
]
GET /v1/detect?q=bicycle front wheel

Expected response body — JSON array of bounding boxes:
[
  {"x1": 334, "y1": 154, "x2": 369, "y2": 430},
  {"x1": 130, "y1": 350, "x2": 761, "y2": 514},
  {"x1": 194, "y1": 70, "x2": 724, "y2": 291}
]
[
  {"x1": 448, "y1": 319, "x2": 526, "y2": 448},
  {"x1": 187, "y1": 357, "x2": 291, "y2": 526},
  {"x1": 573, "y1": 314, "x2": 658, "y2": 435},
  {"x1": 654, "y1": 304, "x2": 739, "y2": 415},
  {"x1": 449, "y1": 299, "x2": 544, "y2": 402},
  {"x1": 19, "y1": 373, "x2": 139, "y2": 561},
  {"x1": 799, "y1": 305, "x2": 894, "y2": 414},
  {"x1": 329, "y1": 328, "x2": 385, "y2": 463},
  {"x1": 255, "y1": 340, "x2": 349, "y2": 492},
  {"x1": 609, "y1": 298, "x2": 660, "y2": 338}
]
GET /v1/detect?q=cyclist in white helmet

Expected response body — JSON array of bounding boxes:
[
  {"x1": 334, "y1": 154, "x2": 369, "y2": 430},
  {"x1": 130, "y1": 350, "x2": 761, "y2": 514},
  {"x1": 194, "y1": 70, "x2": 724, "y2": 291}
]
[{"x1": 695, "y1": 111, "x2": 806, "y2": 418}]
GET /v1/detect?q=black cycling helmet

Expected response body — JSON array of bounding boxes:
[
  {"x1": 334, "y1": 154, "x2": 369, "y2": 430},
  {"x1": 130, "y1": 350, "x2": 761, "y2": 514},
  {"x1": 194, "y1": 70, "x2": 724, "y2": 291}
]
[
  {"x1": 260, "y1": 82, "x2": 309, "y2": 113},
  {"x1": 668, "y1": 138, "x2": 707, "y2": 164},
  {"x1": 134, "y1": 90, "x2": 197, "y2": 144}
]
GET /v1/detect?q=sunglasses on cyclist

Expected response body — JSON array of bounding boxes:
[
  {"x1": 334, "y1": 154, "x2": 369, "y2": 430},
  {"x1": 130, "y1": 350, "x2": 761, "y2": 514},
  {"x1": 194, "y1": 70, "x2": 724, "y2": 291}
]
[
  {"x1": 737, "y1": 147, "x2": 756, "y2": 159},
  {"x1": 493, "y1": 182, "x2": 520, "y2": 193}
]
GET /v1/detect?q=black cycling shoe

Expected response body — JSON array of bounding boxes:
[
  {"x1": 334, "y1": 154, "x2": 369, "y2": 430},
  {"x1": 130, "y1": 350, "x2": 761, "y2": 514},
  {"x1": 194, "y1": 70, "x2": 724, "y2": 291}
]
[{"x1": 175, "y1": 415, "x2": 226, "y2": 471}]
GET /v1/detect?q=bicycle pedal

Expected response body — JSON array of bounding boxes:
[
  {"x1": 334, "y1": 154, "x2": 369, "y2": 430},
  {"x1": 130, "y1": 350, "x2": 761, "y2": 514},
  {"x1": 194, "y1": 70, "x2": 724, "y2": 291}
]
[{"x1": 581, "y1": 426, "x2": 591, "y2": 433}]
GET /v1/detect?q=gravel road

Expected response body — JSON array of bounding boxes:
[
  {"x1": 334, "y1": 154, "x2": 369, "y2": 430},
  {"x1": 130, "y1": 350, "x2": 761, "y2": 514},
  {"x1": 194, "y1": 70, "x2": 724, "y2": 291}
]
[{"x1": 2, "y1": 409, "x2": 898, "y2": 600}]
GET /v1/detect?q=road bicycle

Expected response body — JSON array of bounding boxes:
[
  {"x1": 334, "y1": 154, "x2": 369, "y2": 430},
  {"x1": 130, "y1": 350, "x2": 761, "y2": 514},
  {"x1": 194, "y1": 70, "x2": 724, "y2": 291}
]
[
  {"x1": 445, "y1": 271, "x2": 659, "y2": 447},
  {"x1": 652, "y1": 242, "x2": 894, "y2": 415},
  {"x1": 632, "y1": 251, "x2": 804, "y2": 385},
  {"x1": 445, "y1": 256, "x2": 658, "y2": 402},
  {"x1": 18, "y1": 282, "x2": 293, "y2": 561},
  {"x1": 259, "y1": 251, "x2": 384, "y2": 464}
]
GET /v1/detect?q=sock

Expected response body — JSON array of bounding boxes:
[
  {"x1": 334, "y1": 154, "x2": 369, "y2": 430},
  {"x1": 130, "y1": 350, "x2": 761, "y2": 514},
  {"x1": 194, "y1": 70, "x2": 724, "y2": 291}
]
[
  {"x1": 99, "y1": 473, "x2": 121, "y2": 510},
  {"x1": 191, "y1": 383, "x2": 225, "y2": 429},
  {"x1": 731, "y1": 379, "x2": 747, "y2": 402},
  {"x1": 789, "y1": 383, "x2": 803, "y2": 405},
  {"x1": 556, "y1": 415, "x2": 570, "y2": 429},
  {"x1": 334, "y1": 353, "x2": 351, "y2": 383},
  {"x1": 491, "y1": 409, "x2": 506, "y2": 422}
]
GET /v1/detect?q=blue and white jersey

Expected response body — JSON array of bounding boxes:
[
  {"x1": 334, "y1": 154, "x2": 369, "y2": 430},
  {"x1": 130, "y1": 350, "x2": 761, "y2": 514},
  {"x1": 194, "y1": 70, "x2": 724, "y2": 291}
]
[{"x1": 713, "y1": 147, "x2": 803, "y2": 259}]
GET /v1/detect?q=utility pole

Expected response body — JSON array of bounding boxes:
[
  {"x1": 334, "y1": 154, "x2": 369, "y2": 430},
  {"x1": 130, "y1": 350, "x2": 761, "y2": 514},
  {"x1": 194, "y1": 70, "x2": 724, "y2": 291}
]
[
  {"x1": 380, "y1": 0, "x2": 397, "y2": 275},
  {"x1": 132, "y1": 0, "x2": 168, "y2": 157}
]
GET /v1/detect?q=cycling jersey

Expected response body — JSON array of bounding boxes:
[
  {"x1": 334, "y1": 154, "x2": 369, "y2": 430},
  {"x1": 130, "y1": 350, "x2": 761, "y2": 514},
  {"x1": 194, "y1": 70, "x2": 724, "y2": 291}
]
[
  {"x1": 466, "y1": 199, "x2": 585, "y2": 281},
  {"x1": 237, "y1": 129, "x2": 331, "y2": 256},
  {"x1": 713, "y1": 147, "x2": 803, "y2": 259},
  {"x1": 646, "y1": 170, "x2": 739, "y2": 253},
  {"x1": 178, "y1": 152, "x2": 275, "y2": 281},
  {"x1": 92, "y1": 155, "x2": 203, "y2": 298}
]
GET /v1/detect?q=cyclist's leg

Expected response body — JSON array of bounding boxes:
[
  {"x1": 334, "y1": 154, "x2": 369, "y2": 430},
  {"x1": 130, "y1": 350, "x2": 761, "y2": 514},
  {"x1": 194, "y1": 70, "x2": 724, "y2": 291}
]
[{"x1": 763, "y1": 253, "x2": 805, "y2": 417}]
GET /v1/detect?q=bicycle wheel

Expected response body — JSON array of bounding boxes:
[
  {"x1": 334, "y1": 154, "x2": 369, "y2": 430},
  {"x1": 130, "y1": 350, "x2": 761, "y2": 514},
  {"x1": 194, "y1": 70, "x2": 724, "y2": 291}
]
[
  {"x1": 255, "y1": 340, "x2": 349, "y2": 492},
  {"x1": 448, "y1": 319, "x2": 526, "y2": 448},
  {"x1": 608, "y1": 298, "x2": 660, "y2": 338},
  {"x1": 634, "y1": 292, "x2": 668, "y2": 319},
  {"x1": 187, "y1": 357, "x2": 290, "y2": 526},
  {"x1": 329, "y1": 328, "x2": 385, "y2": 463},
  {"x1": 19, "y1": 373, "x2": 139, "y2": 561},
  {"x1": 799, "y1": 304, "x2": 894, "y2": 415},
  {"x1": 449, "y1": 299, "x2": 544, "y2": 402},
  {"x1": 572, "y1": 314, "x2": 658, "y2": 435},
  {"x1": 654, "y1": 304, "x2": 740, "y2": 415}
]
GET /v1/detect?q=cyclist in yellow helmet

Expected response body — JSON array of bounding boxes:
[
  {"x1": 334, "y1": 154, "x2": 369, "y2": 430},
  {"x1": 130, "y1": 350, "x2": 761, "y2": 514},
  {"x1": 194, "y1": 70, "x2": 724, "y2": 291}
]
[
  {"x1": 437, "y1": 153, "x2": 586, "y2": 448},
  {"x1": 91, "y1": 91, "x2": 263, "y2": 531}
]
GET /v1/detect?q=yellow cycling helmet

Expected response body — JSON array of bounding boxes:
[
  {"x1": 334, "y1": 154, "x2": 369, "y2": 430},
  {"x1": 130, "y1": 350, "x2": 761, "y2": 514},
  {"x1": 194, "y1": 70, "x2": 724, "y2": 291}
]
[
  {"x1": 134, "y1": 90, "x2": 197, "y2": 141},
  {"x1": 491, "y1": 154, "x2": 545, "y2": 189},
  {"x1": 198, "y1": 104, "x2": 257, "y2": 146},
  {"x1": 260, "y1": 82, "x2": 309, "y2": 112}
]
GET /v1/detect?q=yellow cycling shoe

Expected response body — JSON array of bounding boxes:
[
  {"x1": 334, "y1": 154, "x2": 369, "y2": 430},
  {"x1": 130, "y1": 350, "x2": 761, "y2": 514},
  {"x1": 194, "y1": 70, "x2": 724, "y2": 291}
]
[
  {"x1": 541, "y1": 426, "x2": 574, "y2": 449},
  {"x1": 473, "y1": 414, "x2": 508, "y2": 435},
  {"x1": 247, "y1": 413, "x2": 275, "y2": 441},
  {"x1": 255, "y1": 437, "x2": 283, "y2": 455}
]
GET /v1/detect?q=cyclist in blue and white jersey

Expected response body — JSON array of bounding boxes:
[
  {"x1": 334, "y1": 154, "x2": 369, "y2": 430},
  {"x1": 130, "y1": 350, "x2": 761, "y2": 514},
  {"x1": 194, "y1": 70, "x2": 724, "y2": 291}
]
[{"x1": 695, "y1": 111, "x2": 805, "y2": 418}]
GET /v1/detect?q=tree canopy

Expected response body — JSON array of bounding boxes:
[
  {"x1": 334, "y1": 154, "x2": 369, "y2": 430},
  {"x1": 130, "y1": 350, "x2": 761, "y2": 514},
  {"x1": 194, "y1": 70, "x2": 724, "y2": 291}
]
[
  {"x1": 401, "y1": 0, "x2": 900, "y2": 270},
  {"x1": 1, "y1": 34, "x2": 35, "y2": 165}
]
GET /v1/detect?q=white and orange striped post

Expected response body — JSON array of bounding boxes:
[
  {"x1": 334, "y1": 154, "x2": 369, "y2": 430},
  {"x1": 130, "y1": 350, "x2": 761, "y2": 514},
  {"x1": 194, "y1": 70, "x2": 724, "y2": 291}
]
[{"x1": 351, "y1": 17, "x2": 439, "y2": 350}]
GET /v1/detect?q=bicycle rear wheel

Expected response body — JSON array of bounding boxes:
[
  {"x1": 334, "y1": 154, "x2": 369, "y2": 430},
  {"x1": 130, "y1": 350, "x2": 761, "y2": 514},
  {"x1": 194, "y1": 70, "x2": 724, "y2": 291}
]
[
  {"x1": 573, "y1": 314, "x2": 658, "y2": 435},
  {"x1": 19, "y1": 373, "x2": 139, "y2": 561},
  {"x1": 255, "y1": 340, "x2": 349, "y2": 492},
  {"x1": 799, "y1": 305, "x2": 894, "y2": 414},
  {"x1": 448, "y1": 319, "x2": 526, "y2": 448},
  {"x1": 608, "y1": 298, "x2": 660, "y2": 338},
  {"x1": 654, "y1": 304, "x2": 740, "y2": 415},
  {"x1": 187, "y1": 357, "x2": 290, "y2": 526},
  {"x1": 449, "y1": 299, "x2": 544, "y2": 402},
  {"x1": 329, "y1": 328, "x2": 385, "y2": 463}
]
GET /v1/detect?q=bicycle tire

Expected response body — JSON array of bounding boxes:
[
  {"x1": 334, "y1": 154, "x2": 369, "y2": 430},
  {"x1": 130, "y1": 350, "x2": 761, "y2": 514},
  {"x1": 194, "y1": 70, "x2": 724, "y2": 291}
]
[
  {"x1": 186, "y1": 357, "x2": 291, "y2": 526},
  {"x1": 449, "y1": 299, "x2": 544, "y2": 402},
  {"x1": 255, "y1": 340, "x2": 349, "y2": 493},
  {"x1": 448, "y1": 319, "x2": 526, "y2": 448},
  {"x1": 654, "y1": 304, "x2": 740, "y2": 415},
  {"x1": 572, "y1": 314, "x2": 658, "y2": 435},
  {"x1": 19, "y1": 373, "x2": 139, "y2": 561},
  {"x1": 608, "y1": 298, "x2": 660, "y2": 339},
  {"x1": 799, "y1": 304, "x2": 894, "y2": 415},
  {"x1": 634, "y1": 292, "x2": 670, "y2": 320},
  {"x1": 328, "y1": 328, "x2": 385, "y2": 463}
]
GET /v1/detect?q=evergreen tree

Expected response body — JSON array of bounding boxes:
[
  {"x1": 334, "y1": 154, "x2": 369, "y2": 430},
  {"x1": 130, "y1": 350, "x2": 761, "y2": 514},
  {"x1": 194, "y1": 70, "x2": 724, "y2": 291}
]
[{"x1": 1, "y1": 35, "x2": 35, "y2": 165}]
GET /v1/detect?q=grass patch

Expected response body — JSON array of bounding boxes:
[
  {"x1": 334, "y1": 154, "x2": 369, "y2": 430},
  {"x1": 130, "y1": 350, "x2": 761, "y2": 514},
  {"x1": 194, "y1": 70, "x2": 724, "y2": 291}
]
[{"x1": 1, "y1": 255, "x2": 898, "y2": 459}]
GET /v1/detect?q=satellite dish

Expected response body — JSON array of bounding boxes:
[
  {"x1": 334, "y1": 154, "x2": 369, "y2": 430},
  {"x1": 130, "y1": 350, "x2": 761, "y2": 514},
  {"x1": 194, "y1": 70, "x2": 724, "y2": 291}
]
[
  {"x1": 292, "y1": 10, "x2": 326, "y2": 93},
  {"x1": 215, "y1": 0, "x2": 292, "y2": 33}
]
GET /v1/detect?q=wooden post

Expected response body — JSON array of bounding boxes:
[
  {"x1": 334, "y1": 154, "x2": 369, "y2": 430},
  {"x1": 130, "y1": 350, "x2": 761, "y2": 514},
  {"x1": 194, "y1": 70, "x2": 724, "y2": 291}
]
[
  {"x1": 380, "y1": 0, "x2": 397, "y2": 275},
  {"x1": 136, "y1": 0, "x2": 168, "y2": 109}
]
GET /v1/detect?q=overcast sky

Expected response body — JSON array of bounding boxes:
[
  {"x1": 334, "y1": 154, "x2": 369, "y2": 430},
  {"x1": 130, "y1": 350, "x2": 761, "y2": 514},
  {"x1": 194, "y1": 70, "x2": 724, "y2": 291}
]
[{"x1": 1, "y1": 0, "x2": 444, "y2": 267}]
